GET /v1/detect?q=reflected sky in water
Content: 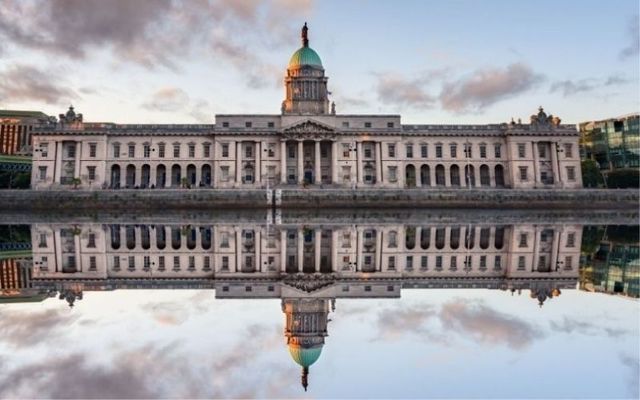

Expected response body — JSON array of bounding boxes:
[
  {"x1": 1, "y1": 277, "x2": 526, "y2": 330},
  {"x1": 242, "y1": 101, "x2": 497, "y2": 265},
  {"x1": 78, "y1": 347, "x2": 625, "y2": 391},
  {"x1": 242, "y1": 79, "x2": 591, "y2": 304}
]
[
  {"x1": 1, "y1": 288, "x2": 638, "y2": 399},
  {"x1": 0, "y1": 213, "x2": 638, "y2": 399}
]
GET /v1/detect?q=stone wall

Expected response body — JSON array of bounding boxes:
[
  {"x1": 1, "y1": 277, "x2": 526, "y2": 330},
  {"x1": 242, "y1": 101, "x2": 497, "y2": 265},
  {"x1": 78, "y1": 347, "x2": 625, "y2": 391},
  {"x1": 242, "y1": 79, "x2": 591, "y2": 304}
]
[{"x1": 0, "y1": 188, "x2": 637, "y2": 211}]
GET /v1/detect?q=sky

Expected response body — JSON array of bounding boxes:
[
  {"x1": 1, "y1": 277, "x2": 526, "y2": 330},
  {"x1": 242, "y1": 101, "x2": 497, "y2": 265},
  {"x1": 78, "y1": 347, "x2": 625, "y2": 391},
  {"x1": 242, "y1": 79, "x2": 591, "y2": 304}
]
[
  {"x1": 0, "y1": 288, "x2": 638, "y2": 399},
  {"x1": 0, "y1": 0, "x2": 638, "y2": 125}
]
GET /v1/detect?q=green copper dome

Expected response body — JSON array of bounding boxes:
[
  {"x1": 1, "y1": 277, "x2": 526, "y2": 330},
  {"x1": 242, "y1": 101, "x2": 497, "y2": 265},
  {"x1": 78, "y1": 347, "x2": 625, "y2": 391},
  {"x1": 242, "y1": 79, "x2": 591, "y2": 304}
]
[
  {"x1": 288, "y1": 46, "x2": 323, "y2": 69},
  {"x1": 289, "y1": 345, "x2": 323, "y2": 367}
]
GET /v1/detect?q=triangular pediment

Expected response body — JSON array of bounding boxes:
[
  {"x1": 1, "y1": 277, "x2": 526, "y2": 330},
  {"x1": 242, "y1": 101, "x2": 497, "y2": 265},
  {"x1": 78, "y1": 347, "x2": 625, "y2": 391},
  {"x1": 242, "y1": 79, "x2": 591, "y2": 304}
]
[
  {"x1": 281, "y1": 273, "x2": 338, "y2": 294},
  {"x1": 281, "y1": 119, "x2": 336, "y2": 140}
]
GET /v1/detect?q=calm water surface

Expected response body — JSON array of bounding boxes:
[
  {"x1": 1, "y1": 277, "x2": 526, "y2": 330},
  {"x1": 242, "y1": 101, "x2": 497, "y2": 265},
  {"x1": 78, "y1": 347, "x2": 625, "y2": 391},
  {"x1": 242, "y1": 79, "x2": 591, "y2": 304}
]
[{"x1": 1, "y1": 210, "x2": 638, "y2": 399}]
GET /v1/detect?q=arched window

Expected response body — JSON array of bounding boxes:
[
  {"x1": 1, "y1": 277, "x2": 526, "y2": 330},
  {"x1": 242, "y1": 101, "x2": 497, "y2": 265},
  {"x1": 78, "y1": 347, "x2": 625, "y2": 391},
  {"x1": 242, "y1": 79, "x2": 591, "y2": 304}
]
[
  {"x1": 405, "y1": 165, "x2": 416, "y2": 188},
  {"x1": 465, "y1": 227, "x2": 475, "y2": 249},
  {"x1": 141, "y1": 225, "x2": 150, "y2": 250},
  {"x1": 126, "y1": 225, "x2": 135, "y2": 250},
  {"x1": 465, "y1": 165, "x2": 475, "y2": 187},
  {"x1": 202, "y1": 164, "x2": 212, "y2": 187},
  {"x1": 187, "y1": 164, "x2": 197, "y2": 186},
  {"x1": 125, "y1": 164, "x2": 136, "y2": 188},
  {"x1": 420, "y1": 165, "x2": 430, "y2": 186},
  {"x1": 435, "y1": 165, "x2": 445, "y2": 186},
  {"x1": 171, "y1": 164, "x2": 181, "y2": 187},
  {"x1": 495, "y1": 227, "x2": 505, "y2": 249},
  {"x1": 450, "y1": 227, "x2": 460, "y2": 249},
  {"x1": 480, "y1": 165, "x2": 490, "y2": 187},
  {"x1": 171, "y1": 227, "x2": 181, "y2": 249},
  {"x1": 450, "y1": 165, "x2": 460, "y2": 187},
  {"x1": 110, "y1": 225, "x2": 120, "y2": 250},
  {"x1": 141, "y1": 164, "x2": 150, "y2": 188},
  {"x1": 156, "y1": 165, "x2": 166, "y2": 188},
  {"x1": 187, "y1": 227, "x2": 197, "y2": 250},
  {"x1": 479, "y1": 228, "x2": 490, "y2": 249},
  {"x1": 405, "y1": 227, "x2": 416, "y2": 250},
  {"x1": 420, "y1": 227, "x2": 430, "y2": 249},
  {"x1": 156, "y1": 225, "x2": 166, "y2": 250},
  {"x1": 495, "y1": 165, "x2": 505, "y2": 187},
  {"x1": 201, "y1": 227, "x2": 212, "y2": 250},
  {"x1": 110, "y1": 165, "x2": 121, "y2": 189},
  {"x1": 435, "y1": 228, "x2": 445, "y2": 249}
]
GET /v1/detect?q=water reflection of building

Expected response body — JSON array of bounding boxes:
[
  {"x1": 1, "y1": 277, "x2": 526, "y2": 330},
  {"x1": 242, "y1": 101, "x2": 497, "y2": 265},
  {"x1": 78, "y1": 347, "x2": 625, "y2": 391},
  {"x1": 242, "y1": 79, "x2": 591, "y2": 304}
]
[{"x1": 23, "y1": 221, "x2": 581, "y2": 389}]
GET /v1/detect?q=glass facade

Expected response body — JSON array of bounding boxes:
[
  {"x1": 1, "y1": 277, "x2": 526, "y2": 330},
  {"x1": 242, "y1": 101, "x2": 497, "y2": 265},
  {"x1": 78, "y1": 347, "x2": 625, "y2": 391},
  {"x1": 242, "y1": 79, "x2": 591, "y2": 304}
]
[{"x1": 579, "y1": 114, "x2": 640, "y2": 171}]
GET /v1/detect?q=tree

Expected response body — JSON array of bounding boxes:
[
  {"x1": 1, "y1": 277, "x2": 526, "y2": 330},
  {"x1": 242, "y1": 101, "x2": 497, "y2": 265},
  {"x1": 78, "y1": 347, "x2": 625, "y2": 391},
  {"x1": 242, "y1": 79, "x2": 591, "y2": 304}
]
[
  {"x1": 71, "y1": 177, "x2": 82, "y2": 189},
  {"x1": 581, "y1": 160, "x2": 604, "y2": 188}
]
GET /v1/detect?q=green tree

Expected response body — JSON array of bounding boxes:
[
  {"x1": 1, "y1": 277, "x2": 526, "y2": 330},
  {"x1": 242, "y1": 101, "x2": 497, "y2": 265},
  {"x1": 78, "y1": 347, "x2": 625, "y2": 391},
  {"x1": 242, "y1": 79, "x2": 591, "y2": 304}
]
[{"x1": 581, "y1": 160, "x2": 604, "y2": 188}]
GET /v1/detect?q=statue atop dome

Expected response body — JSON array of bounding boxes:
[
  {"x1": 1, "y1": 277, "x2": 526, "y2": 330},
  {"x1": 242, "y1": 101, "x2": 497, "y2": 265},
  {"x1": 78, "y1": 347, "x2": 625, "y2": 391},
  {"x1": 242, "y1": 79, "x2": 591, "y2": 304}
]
[{"x1": 302, "y1": 22, "x2": 309, "y2": 47}]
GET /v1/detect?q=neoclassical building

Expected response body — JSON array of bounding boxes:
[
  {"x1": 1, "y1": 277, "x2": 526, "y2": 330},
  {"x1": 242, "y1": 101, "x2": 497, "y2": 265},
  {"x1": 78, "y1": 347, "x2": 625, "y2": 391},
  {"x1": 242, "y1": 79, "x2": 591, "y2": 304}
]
[{"x1": 31, "y1": 24, "x2": 582, "y2": 190}]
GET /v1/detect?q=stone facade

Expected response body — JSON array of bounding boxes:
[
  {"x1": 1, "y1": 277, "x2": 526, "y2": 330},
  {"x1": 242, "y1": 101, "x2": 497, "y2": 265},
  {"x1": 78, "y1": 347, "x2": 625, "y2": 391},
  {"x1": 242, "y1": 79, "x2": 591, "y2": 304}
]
[{"x1": 30, "y1": 25, "x2": 582, "y2": 190}]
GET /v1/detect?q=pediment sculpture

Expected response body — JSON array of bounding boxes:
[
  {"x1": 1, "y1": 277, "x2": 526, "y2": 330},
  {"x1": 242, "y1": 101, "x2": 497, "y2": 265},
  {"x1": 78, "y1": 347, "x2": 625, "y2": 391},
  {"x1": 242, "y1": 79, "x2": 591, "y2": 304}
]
[
  {"x1": 282, "y1": 273, "x2": 337, "y2": 293},
  {"x1": 282, "y1": 120, "x2": 336, "y2": 140}
]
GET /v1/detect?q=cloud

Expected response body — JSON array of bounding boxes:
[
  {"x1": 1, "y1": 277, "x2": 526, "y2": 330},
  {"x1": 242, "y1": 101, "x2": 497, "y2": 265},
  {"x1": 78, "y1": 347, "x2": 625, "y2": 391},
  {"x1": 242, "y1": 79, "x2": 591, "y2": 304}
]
[
  {"x1": 549, "y1": 317, "x2": 630, "y2": 338},
  {"x1": 0, "y1": 64, "x2": 78, "y2": 105},
  {"x1": 0, "y1": 0, "x2": 314, "y2": 77},
  {"x1": 440, "y1": 63, "x2": 543, "y2": 113},
  {"x1": 141, "y1": 88, "x2": 190, "y2": 113},
  {"x1": 619, "y1": 15, "x2": 639, "y2": 60},
  {"x1": 141, "y1": 87, "x2": 212, "y2": 123},
  {"x1": 375, "y1": 304, "x2": 438, "y2": 340},
  {"x1": 439, "y1": 299, "x2": 541, "y2": 349},
  {"x1": 141, "y1": 300, "x2": 190, "y2": 326},
  {"x1": 550, "y1": 74, "x2": 631, "y2": 97},
  {"x1": 0, "y1": 308, "x2": 78, "y2": 348},
  {"x1": 620, "y1": 353, "x2": 640, "y2": 398},
  {"x1": 374, "y1": 69, "x2": 448, "y2": 109}
]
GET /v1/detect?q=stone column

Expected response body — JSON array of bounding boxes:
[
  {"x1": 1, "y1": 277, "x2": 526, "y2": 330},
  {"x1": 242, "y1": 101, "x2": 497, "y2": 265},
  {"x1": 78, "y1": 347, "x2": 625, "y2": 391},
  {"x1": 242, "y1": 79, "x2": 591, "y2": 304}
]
[
  {"x1": 74, "y1": 141, "x2": 82, "y2": 184},
  {"x1": 255, "y1": 141, "x2": 261, "y2": 185},
  {"x1": 314, "y1": 141, "x2": 321, "y2": 185},
  {"x1": 489, "y1": 227, "x2": 496, "y2": 250},
  {"x1": 235, "y1": 142, "x2": 242, "y2": 186},
  {"x1": 550, "y1": 142, "x2": 561, "y2": 187},
  {"x1": 550, "y1": 229, "x2": 560, "y2": 272},
  {"x1": 280, "y1": 230, "x2": 287, "y2": 272},
  {"x1": 54, "y1": 143, "x2": 62, "y2": 184},
  {"x1": 255, "y1": 229, "x2": 261, "y2": 272},
  {"x1": 297, "y1": 229, "x2": 304, "y2": 272},
  {"x1": 297, "y1": 141, "x2": 304, "y2": 184},
  {"x1": 331, "y1": 230, "x2": 338, "y2": 272},
  {"x1": 235, "y1": 229, "x2": 242, "y2": 273},
  {"x1": 356, "y1": 227, "x2": 363, "y2": 272},
  {"x1": 375, "y1": 229, "x2": 382, "y2": 272},
  {"x1": 356, "y1": 142, "x2": 363, "y2": 184},
  {"x1": 280, "y1": 141, "x2": 287, "y2": 184},
  {"x1": 331, "y1": 141, "x2": 338, "y2": 184},
  {"x1": 532, "y1": 142, "x2": 539, "y2": 186},
  {"x1": 531, "y1": 227, "x2": 540, "y2": 272},
  {"x1": 314, "y1": 229, "x2": 321, "y2": 272},
  {"x1": 375, "y1": 142, "x2": 382, "y2": 185}
]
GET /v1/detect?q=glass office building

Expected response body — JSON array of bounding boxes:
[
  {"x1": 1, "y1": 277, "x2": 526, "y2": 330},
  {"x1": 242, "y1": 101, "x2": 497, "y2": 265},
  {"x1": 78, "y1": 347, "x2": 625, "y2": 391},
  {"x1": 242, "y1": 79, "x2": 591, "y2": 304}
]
[{"x1": 579, "y1": 113, "x2": 640, "y2": 171}]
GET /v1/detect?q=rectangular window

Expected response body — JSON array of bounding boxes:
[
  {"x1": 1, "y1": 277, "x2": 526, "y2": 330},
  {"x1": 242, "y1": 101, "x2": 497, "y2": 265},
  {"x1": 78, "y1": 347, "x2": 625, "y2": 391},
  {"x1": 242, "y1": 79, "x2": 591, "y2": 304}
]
[
  {"x1": 87, "y1": 166, "x2": 96, "y2": 181},
  {"x1": 203, "y1": 144, "x2": 211, "y2": 158},
  {"x1": 421, "y1": 144, "x2": 428, "y2": 158},
  {"x1": 479, "y1": 145, "x2": 487, "y2": 158},
  {"x1": 89, "y1": 256, "x2": 97, "y2": 270},
  {"x1": 364, "y1": 122, "x2": 372, "y2": 128},
  {"x1": 40, "y1": 143, "x2": 48, "y2": 157},
  {"x1": 38, "y1": 166, "x2": 47, "y2": 181},
  {"x1": 188, "y1": 256, "x2": 195, "y2": 270},
  {"x1": 89, "y1": 143, "x2": 97, "y2": 157},
  {"x1": 342, "y1": 144, "x2": 350, "y2": 157},
  {"x1": 494, "y1": 144, "x2": 501, "y2": 158},
  {"x1": 67, "y1": 144, "x2": 76, "y2": 158},
  {"x1": 113, "y1": 143, "x2": 120, "y2": 158},
  {"x1": 494, "y1": 256, "x2": 502, "y2": 270},
  {"x1": 518, "y1": 144, "x2": 526, "y2": 158},
  {"x1": 435, "y1": 256, "x2": 443, "y2": 270},
  {"x1": 388, "y1": 144, "x2": 396, "y2": 158},
  {"x1": 222, "y1": 256, "x2": 229, "y2": 270},
  {"x1": 450, "y1": 256, "x2": 457, "y2": 270},
  {"x1": 158, "y1": 256, "x2": 165, "y2": 271},
  {"x1": 463, "y1": 143, "x2": 472, "y2": 158},
  {"x1": 567, "y1": 233, "x2": 575, "y2": 247},
  {"x1": 406, "y1": 144, "x2": 413, "y2": 158},
  {"x1": 220, "y1": 232, "x2": 229, "y2": 248},
  {"x1": 364, "y1": 145, "x2": 372, "y2": 158},
  {"x1": 267, "y1": 143, "x2": 276, "y2": 157},
  {"x1": 221, "y1": 143, "x2": 229, "y2": 157},
  {"x1": 421, "y1": 256, "x2": 428, "y2": 270},
  {"x1": 388, "y1": 256, "x2": 396, "y2": 269},
  {"x1": 128, "y1": 144, "x2": 135, "y2": 158},
  {"x1": 518, "y1": 256, "x2": 526, "y2": 270},
  {"x1": 188, "y1": 144, "x2": 195, "y2": 158},
  {"x1": 39, "y1": 233, "x2": 47, "y2": 248},
  {"x1": 406, "y1": 255, "x2": 413, "y2": 270},
  {"x1": 564, "y1": 143, "x2": 573, "y2": 158},
  {"x1": 203, "y1": 256, "x2": 211, "y2": 271},
  {"x1": 435, "y1": 145, "x2": 442, "y2": 158},
  {"x1": 268, "y1": 122, "x2": 275, "y2": 128},
  {"x1": 387, "y1": 122, "x2": 394, "y2": 128},
  {"x1": 245, "y1": 145, "x2": 253, "y2": 158},
  {"x1": 519, "y1": 167, "x2": 528, "y2": 181},
  {"x1": 519, "y1": 233, "x2": 528, "y2": 247},
  {"x1": 342, "y1": 121, "x2": 349, "y2": 128},
  {"x1": 364, "y1": 285, "x2": 372, "y2": 292},
  {"x1": 538, "y1": 143, "x2": 547, "y2": 158},
  {"x1": 87, "y1": 233, "x2": 96, "y2": 248},
  {"x1": 342, "y1": 232, "x2": 351, "y2": 248},
  {"x1": 222, "y1": 122, "x2": 229, "y2": 128},
  {"x1": 450, "y1": 144, "x2": 457, "y2": 158},
  {"x1": 173, "y1": 144, "x2": 180, "y2": 158},
  {"x1": 567, "y1": 167, "x2": 576, "y2": 181},
  {"x1": 143, "y1": 144, "x2": 150, "y2": 158},
  {"x1": 245, "y1": 121, "x2": 252, "y2": 128},
  {"x1": 388, "y1": 166, "x2": 397, "y2": 182},
  {"x1": 173, "y1": 256, "x2": 180, "y2": 271},
  {"x1": 564, "y1": 256, "x2": 573, "y2": 270},
  {"x1": 480, "y1": 255, "x2": 487, "y2": 269},
  {"x1": 158, "y1": 143, "x2": 165, "y2": 158},
  {"x1": 113, "y1": 256, "x2": 120, "y2": 271},
  {"x1": 128, "y1": 256, "x2": 135, "y2": 270}
]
